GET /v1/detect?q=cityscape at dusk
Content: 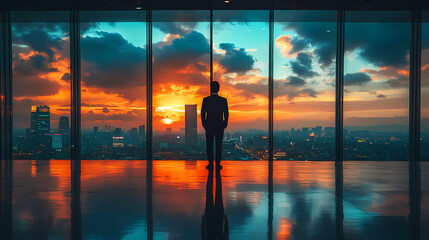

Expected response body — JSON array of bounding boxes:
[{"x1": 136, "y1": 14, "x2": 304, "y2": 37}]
[{"x1": 2, "y1": 5, "x2": 429, "y2": 240}]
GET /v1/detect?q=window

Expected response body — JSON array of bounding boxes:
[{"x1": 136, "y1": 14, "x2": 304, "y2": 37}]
[
  {"x1": 80, "y1": 11, "x2": 147, "y2": 160},
  {"x1": 79, "y1": 11, "x2": 148, "y2": 239},
  {"x1": 343, "y1": 12, "x2": 410, "y2": 240},
  {"x1": 421, "y1": 11, "x2": 429, "y2": 239},
  {"x1": 11, "y1": 11, "x2": 71, "y2": 239},
  {"x1": 273, "y1": 10, "x2": 337, "y2": 239},
  {"x1": 214, "y1": 10, "x2": 269, "y2": 160},
  {"x1": 152, "y1": 11, "x2": 210, "y2": 160}
]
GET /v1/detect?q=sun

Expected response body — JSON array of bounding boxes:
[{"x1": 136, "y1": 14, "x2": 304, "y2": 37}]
[{"x1": 162, "y1": 118, "x2": 173, "y2": 125}]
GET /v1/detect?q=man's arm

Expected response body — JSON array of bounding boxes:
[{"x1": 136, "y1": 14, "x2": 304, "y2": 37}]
[
  {"x1": 201, "y1": 98, "x2": 207, "y2": 129},
  {"x1": 223, "y1": 99, "x2": 229, "y2": 129}
]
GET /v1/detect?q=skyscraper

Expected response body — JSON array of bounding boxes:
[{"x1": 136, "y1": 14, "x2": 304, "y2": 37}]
[
  {"x1": 31, "y1": 105, "x2": 50, "y2": 134},
  {"x1": 139, "y1": 125, "x2": 145, "y2": 147},
  {"x1": 185, "y1": 104, "x2": 197, "y2": 147},
  {"x1": 29, "y1": 105, "x2": 52, "y2": 158},
  {"x1": 115, "y1": 127, "x2": 122, "y2": 137},
  {"x1": 59, "y1": 116, "x2": 70, "y2": 148}
]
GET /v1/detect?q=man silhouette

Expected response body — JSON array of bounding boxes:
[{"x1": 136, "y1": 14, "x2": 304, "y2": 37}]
[{"x1": 201, "y1": 81, "x2": 229, "y2": 168}]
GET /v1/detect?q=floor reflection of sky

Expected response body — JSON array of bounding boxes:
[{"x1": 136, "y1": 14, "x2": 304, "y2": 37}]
[{"x1": 10, "y1": 160, "x2": 429, "y2": 240}]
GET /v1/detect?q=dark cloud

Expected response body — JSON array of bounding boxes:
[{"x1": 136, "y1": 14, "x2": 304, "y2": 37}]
[
  {"x1": 290, "y1": 38, "x2": 308, "y2": 54},
  {"x1": 81, "y1": 31, "x2": 146, "y2": 92},
  {"x1": 18, "y1": 30, "x2": 62, "y2": 60},
  {"x1": 12, "y1": 74, "x2": 62, "y2": 97},
  {"x1": 386, "y1": 78, "x2": 406, "y2": 88},
  {"x1": 344, "y1": 72, "x2": 372, "y2": 86},
  {"x1": 314, "y1": 43, "x2": 335, "y2": 67},
  {"x1": 218, "y1": 43, "x2": 255, "y2": 74},
  {"x1": 284, "y1": 22, "x2": 410, "y2": 68},
  {"x1": 102, "y1": 107, "x2": 110, "y2": 113},
  {"x1": 153, "y1": 22, "x2": 198, "y2": 36},
  {"x1": 61, "y1": 73, "x2": 70, "y2": 81},
  {"x1": 155, "y1": 30, "x2": 209, "y2": 68},
  {"x1": 290, "y1": 53, "x2": 317, "y2": 78},
  {"x1": 283, "y1": 22, "x2": 336, "y2": 66},
  {"x1": 13, "y1": 54, "x2": 58, "y2": 76},
  {"x1": 274, "y1": 79, "x2": 318, "y2": 101},
  {"x1": 233, "y1": 80, "x2": 268, "y2": 99},
  {"x1": 296, "y1": 52, "x2": 312, "y2": 67},
  {"x1": 301, "y1": 88, "x2": 318, "y2": 98},
  {"x1": 377, "y1": 94, "x2": 386, "y2": 98},
  {"x1": 286, "y1": 76, "x2": 306, "y2": 86}
]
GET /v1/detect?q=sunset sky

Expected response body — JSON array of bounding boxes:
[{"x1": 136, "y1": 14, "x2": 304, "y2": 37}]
[{"x1": 10, "y1": 11, "x2": 428, "y2": 133}]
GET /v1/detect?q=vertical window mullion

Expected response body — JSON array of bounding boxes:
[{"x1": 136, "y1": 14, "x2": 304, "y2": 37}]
[
  {"x1": 335, "y1": 9, "x2": 345, "y2": 240},
  {"x1": 146, "y1": 8, "x2": 153, "y2": 240},
  {"x1": 409, "y1": 9, "x2": 422, "y2": 240},
  {"x1": 70, "y1": 10, "x2": 82, "y2": 240}
]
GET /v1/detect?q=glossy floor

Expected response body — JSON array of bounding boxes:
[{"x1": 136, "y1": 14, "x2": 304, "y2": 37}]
[{"x1": 9, "y1": 160, "x2": 429, "y2": 239}]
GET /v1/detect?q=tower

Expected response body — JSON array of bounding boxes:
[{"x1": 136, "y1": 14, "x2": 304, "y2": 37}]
[{"x1": 185, "y1": 104, "x2": 197, "y2": 147}]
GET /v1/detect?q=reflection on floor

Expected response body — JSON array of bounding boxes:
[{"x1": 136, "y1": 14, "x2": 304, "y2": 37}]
[{"x1": 9, "y1": 160, "x2": 427, "y2": 240}]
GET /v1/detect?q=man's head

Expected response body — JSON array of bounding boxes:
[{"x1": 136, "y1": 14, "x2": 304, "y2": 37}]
[{"x1": 211, "y1": 81, "x2": 220, "y2": 94}]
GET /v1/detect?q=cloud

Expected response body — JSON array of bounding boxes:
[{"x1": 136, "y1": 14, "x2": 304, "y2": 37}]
[
  {"x1": 155, "y1": 30, "x2": 209, "y2": 68},
  {"x1": 282, "y1": 22, "x2": 336, "y2": 66},
  {"x1": 61, "y1": 73, "x2": 70, "y2": 81},
  {"x1": 17, "y1": 30, "x2": 63, "y2": 60},
  {"x1": 290, "y1": 53, "x2": 317, "y2": 78},
  {"x1": 386, "y1": 78, "x2": 405, "y2": 88},
  {"x1": 218, "y1": 43, "x2": 255, "y2": 74},
  {"x1": 13, "y1": 54, "x2": 59, "y2": 76},
  {"x1": 301, "y1": 88, "x2": 318, "y2": 98},
  {"x1": 377, "y1": 94, "x2": 386, "y2": 98},
  {"x1": 81, "y1": 31, "x2": 147, "y2": 95},
  {"x1": 154, "y1": 22, "x2": 198, "y2": 36},
  {"x1": 290, "y1": 38, "x2": 308, "y2": 54},
  {"x1": 285, "y1": 76, "x2": 306, "y2": 86},
  {"x1": 284, "y1": 22, "x2": 410, "y2": 68},
  {"x1": 274, "y1": 79, "x2": 318, "y2": 101},
  {"x1": 344, "y1": 72, "x2": 372, "y2": 86}
]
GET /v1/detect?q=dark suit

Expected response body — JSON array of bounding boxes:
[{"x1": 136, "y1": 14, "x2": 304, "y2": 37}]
[{"x1": 201, "y1": 94, "x2": 229, "y2": 164}]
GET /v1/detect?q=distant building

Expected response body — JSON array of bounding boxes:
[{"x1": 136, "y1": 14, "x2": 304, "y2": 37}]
[
  {"x1": 113, "y1": 136, "x2": 124, "y2": 148},
  {"x1": 93, "y1": 126, "x2": 99, "y2": 135},
  {"x1": 114, "y1": 127, "x2": 122, "y2": 137},
  {"x1": 130, "y1": 127, "x2": 138, "y2": 145},
  {"x1": 185, "y1": 104, "x2": 197, "y2": 147},
  {"x1": 302, "y1": 127, "x2": 309, "y2": 137},
  {"x1": 139, "y1": 125, "x2": 146, "y2": 147},
  {"x1": 59, "y1": 116, "x2": 70, "y2": 148},
  {"x1": 28, "y1": 105, "x2": 52, "y2": 158},
  {"x1": 52, "y1": 134, "x2": 63, "y2": 149},
  {"x1": 31, "y1": 105, "x2": 50, "y2": 134},
  {"x1": 166, "y1": 127, "x2": 172, "y2": 135},
  {"x1": 315, "y1": 126, "x2": 322, "y2": 136}
]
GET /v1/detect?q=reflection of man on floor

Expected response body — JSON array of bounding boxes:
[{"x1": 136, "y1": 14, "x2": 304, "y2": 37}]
[
  {"x1": 201, "y1": 81, "x2": 229, "y2": 169},
  {"x1": 201, "y1": 166, "x2": 229, "y2": 240}
]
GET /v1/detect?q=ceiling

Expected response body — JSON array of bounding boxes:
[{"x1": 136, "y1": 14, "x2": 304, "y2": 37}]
[{"x1": 0, "y1": 0, "x2": 427, "y2": 11}]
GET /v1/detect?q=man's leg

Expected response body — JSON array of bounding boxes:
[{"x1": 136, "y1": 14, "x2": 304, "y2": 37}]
[
  {"x1": 206, "y1": 129, "x2": 215, "y2": 164},
  {"x1": 214, "y1": 129, "x2": 224, "y2": 164}
]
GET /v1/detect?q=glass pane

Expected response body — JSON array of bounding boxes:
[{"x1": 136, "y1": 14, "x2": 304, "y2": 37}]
[
  {"x1": 273, "y1": 10, "x2": 337, "y2": 239},
  {"x1": 343, "y1": 11, "x2": 410, "y2": 240},
  {"x1": 152, "y1": 10, "x2": 210, "y2": 160},
  {"x1": 213, "y1": 10, "x2": 269, "y2": 160},
  {"x1": 80, "y1": 11, "x2": 147, "y2": 160},
  {"x1": 421, "y1": 11, "x2": 429, "y2": 239},
  {"x1": 11, "y1": 11, "x2": 71, "y2": 239},
  {"x1": 79, "y1": 11, "x2": 147, "y2": 239},
  {"x1": 151, "y1": 10, "x2": 211, "y2": 237}
]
